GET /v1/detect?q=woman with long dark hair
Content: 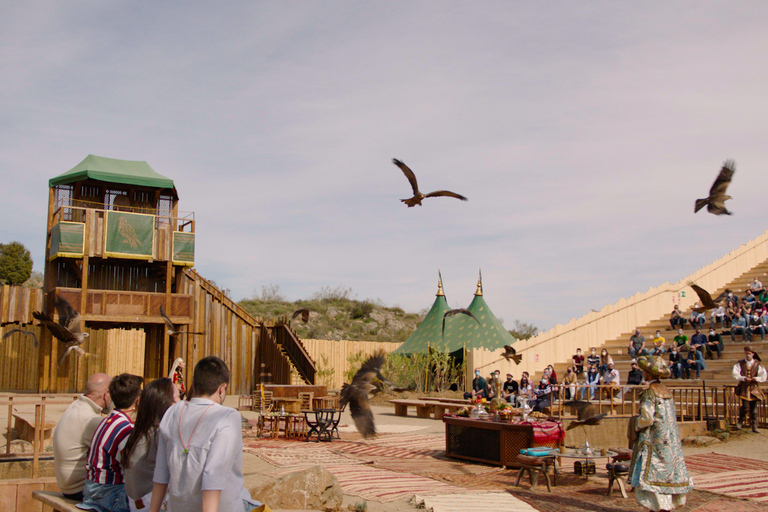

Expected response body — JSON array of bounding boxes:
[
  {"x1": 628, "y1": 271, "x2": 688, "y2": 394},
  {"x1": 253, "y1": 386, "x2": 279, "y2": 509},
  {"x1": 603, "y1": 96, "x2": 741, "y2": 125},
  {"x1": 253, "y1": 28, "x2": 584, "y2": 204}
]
[{"x1": 122, "y1": 378, "x2": 179, "y2": 512}]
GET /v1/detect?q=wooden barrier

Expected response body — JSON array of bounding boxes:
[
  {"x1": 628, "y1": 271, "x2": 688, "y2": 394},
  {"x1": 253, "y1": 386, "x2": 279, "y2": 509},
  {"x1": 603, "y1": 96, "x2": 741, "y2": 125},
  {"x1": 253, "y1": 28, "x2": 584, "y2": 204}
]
[{"x1": 0, "y1": 478, "x2": 59, "y2": 512}]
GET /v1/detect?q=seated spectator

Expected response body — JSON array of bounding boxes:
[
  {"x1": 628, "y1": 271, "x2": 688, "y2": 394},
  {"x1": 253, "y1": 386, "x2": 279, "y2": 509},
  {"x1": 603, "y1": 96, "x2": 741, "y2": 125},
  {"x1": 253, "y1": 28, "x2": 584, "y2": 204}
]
[
  {"x1": 53, "y1": 373, "x2": 112, "y2": 501},
  {"x1": 683, "y1": 347, "x2": 706, "y2": 379},
  {"x1": 563, "y1": 366, "x2": 578, "y2": 400},
  {"x1": 581, "y1": 364, "x2": 600, "y2": 401},
  {"x1": 122, "y1": 378, "x2": 179, "y2": 512},
  {"x1": 486, "y1": 370, "x2": 501, "y2": 400},
  {"x1": 79, "y1": 373, "x2": 144, "y2": 512},
  {"x1": 690, "y1": 328, "x2": 707, "y2": 354},
  {"x1": 546, "y1": 365, "x2": 558, "y2": 385},
  {"x1": 624, "y1": 360, "x2": 644, "y2": 395},
  {"x1": 650, "y1": 330, "x2": 667, "y2": 355},
  {"x1": 725, "y1": 290, "x2": 740, "y2": 308},
  {"x1": 599, "y1": 348, "x2": 613, "y2": 377},
  {"x1": 531, "y1": 377, "x2": 552, "y2": 412},
  {"x1": 502, "y1": 373, "x2": 519, "y2": 403},
  {"x1": 586, "y1": 347, "x2": 600, "y2": 370},
  {"x1": 572, "y1": 348, "x2": 585, "y2": 376},
  {"x1": 668, "y1": 347, "x2": 684, "y2": 379},
  {"x1": 689, "y1": 306, "x2": 706, "y2": 329},
  {"x1": 705, "y1": 328, "x2": 724, "y2": 359},
  {"x1": 731, "y1": 313, "x2": 751, "y2": 342},
  {"x1": 628, "y1": 329, "x2": 648, "y2": 359},
  {"x1": 517, "y1": 375, "x2": 533, "y2": 406},
  {"x1": 749, "y1": 313, "x2": 766, "y2": 341},
  {"x1": 463, "y1": 369, "x2": 488, "y2": 400},
  {"x1": 673, "y1": 329, "x2": 689, "y2": 350},
  {"x1": 758, "y1": 289, "x2": 768, "y2": 305},
  {"x1": 751, "y1": 277, "x2": 765, "y2": 296},
  {"x1": 602, "y1": 363, "x2": 621, "y2": 399},
  {"x1": 711, "y1": 305, "x2": 726, "y2": 329},
  {"x1": 744, "y1": 289, "x2": 757, "y2": 304},
  {"x1": 669, "y1": 305, "x2": 686, "y2": 330}
]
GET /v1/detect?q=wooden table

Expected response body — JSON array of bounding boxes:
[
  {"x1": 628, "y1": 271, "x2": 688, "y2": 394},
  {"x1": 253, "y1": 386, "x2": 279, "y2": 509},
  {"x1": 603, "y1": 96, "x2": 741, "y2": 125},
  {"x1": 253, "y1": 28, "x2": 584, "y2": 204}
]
[
  {"x1": 547, "y1": 449, "x2": 617, "y2": 480},
  {"x1": 443, "y1": 416, "x2": 564, "y2": 468},
  {"x1": 273, "y1": 397, "x2": 302, "y2": 414}
]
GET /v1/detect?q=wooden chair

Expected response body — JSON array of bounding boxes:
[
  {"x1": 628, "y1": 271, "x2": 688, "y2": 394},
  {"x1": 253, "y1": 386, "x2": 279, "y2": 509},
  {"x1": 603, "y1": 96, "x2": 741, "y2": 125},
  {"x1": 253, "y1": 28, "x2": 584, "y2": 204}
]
[
  {"x1": 299, "y1": 392, "x2": 314, "y2": 412},
  {"x1": 606, "y1": 447, "x2": 633, "y2": 498},
  {"x1": 252, "y1": 390, "x2": 273, "y2": 414},
  {"x1": 515, "y1": 454, "x2": 555, "y2": 492}
]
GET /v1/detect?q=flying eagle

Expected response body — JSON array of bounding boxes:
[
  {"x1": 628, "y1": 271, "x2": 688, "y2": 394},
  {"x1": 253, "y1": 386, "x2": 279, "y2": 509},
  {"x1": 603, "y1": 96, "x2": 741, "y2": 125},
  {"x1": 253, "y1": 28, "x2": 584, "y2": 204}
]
[
  {"x1": 695, "y1": 160, "x2": 736, "y2": 216},
  {"x1": 688, "y1": 283, "x2": 719, "y2": 312},
  {"x1": 442, "y1": 308, "x2": 481, "y2": 336},
  {"x1": 291, "y1": 308, "x2": 311, "y2": 323},
  {"x1": 160, "y1": 305, "x2": 205, "y2": 338},
  {"x1": 501, "y1": 345, "x2": 522, "y2": 365},
  {"x1": 2, "y1": 329, "x2": 38, "y2": 348},
  {"x1": 392, "y1": 158, "x2": 468, "y2": 207},
  {"x1": 340, "y1": 351, "x2": 409, "y2": 438},
  {"x1": 33, "y1": 296, "x2": 90, "y2": 366},
  {"x1": 564, "y1": 400, "x2": 608, "y2": 431}
]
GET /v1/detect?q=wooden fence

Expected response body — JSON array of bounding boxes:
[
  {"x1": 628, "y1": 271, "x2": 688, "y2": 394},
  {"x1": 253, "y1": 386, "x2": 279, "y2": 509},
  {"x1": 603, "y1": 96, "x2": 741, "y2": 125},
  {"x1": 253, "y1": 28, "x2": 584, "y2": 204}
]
[{"x1": 301, "y1": 339, "x2": 403, "y2": 389}]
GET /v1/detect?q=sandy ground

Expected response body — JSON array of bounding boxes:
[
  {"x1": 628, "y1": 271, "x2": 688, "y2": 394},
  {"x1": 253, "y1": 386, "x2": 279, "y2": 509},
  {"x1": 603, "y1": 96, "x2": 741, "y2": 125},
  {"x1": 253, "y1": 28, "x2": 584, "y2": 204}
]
[{"x1": 4, "y1": 396, "x2": 768, "y2": 511}]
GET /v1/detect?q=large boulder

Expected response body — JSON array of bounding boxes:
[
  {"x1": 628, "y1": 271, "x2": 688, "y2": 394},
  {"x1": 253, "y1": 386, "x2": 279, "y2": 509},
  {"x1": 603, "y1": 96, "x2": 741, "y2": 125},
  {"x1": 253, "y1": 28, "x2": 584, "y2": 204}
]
[{"x1": 249, "y1": 465, "x2": 343, "y2": 512}]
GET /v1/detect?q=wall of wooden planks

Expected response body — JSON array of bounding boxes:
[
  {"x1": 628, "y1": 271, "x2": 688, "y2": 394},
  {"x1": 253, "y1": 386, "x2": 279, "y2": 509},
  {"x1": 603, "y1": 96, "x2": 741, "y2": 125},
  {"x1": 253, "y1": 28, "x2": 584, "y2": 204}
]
[
  {"x1": 301, "y1": 338, "x2": 403, "y2": 390},
  {"x1": 0, "y1": 477, "x2": 59, "y2": 512}
]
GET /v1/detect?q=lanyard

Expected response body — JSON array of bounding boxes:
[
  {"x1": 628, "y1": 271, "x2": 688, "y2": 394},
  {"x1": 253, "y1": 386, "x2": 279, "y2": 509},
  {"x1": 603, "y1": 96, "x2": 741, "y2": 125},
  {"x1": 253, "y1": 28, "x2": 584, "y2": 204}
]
[{"x1": 179, "y1": 402, "x2": 215, "y2": 455}]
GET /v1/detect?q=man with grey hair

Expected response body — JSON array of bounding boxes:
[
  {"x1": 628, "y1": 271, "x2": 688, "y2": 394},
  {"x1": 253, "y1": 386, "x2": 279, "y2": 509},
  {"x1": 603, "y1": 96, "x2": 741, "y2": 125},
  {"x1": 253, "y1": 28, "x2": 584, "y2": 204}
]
[{"x1": 52, "y1": 373, "x2": 111, "y2": 501}]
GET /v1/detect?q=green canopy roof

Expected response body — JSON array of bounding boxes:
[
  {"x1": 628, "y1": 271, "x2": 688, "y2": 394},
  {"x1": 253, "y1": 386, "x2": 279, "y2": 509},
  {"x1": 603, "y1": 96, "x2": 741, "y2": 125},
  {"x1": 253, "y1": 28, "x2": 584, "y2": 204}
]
[
  {"x1": 393, "y1": 292, "x2": 452, "y2": 355},
  {"x1": 50, "y1": 154, "x2": 177, "y2": 193},
  {"x1": 465, "y1": 292, "x2": 517, "y2": 350}
]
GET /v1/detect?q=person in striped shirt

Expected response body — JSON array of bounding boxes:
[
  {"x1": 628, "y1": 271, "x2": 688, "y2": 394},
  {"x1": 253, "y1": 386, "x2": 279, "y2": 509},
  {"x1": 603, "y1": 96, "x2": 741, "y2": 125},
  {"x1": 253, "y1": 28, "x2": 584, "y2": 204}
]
[{"x1": 77, "y1": 373, "x2": 143, "y2": 512}]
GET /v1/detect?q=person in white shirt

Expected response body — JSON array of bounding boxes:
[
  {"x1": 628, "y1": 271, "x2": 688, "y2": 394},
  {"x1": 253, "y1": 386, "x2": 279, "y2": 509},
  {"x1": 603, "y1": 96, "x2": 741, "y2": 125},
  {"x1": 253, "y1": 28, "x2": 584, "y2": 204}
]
[
  {"x1": 149, "y1": 356, "x2": 264, "y2": 512},
  {"x1": 602, "y1": 363, "x2": 621, "y2": 399},
  {"x1": 732, "y1": 345, "x2": 768, "y2": 432},
  {"x1": 52, "y1": 373, "x2": 111, "y2": 501}
]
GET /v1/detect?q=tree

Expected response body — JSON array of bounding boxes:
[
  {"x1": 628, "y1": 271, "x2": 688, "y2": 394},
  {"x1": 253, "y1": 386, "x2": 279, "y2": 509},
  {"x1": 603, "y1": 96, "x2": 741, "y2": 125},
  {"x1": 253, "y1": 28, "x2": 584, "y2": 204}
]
[
  {"x1": 0, "y1": 241, "x2": 33, "y2": 285},
  {"x1": 509, "y1": 320, "x2": 539, "y2": 340}
]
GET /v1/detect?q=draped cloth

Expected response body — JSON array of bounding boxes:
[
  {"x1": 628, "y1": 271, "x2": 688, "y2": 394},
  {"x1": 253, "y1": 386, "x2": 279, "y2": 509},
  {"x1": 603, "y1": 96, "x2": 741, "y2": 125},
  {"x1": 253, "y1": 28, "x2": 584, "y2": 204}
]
[{"x1": 628, "y1": 384, "x2": 692, "y2": 511}]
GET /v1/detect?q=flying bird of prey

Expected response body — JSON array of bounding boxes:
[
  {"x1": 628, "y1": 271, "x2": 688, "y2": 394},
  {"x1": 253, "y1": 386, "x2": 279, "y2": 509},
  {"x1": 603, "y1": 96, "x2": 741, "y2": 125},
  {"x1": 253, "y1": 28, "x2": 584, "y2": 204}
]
[
  {"x1": 695, "y1": 160, "x2": 736, "y2": 216},
  {"x1": 689, "y1": 283, "x2": 719, "y2": 312},
  {"x1": 33, "y1": 296, "x2": 90, "y2": 366},
  {"x1": 564, "y1": 400, "x2": 608, "y2": 431},
  {"x1": 501, "y1": 345, "x2": 522, "y2": 365},
  {"x1": 159, "y1": 305, "x2": 205, "y2": 338},
  {"x1": 392, "y1": 158, "x2": 468, "y2": 207},
  {"x1": 340, "y1": 351, "x2": 409, "y2": 438},
  {"x1": 442, "y1": 308, "x2": 481, "y2": 337},
  {"x1": 292, "y1": 308, "x2": 311, "y2": 323},
  {"x1": 2, "y1": 329, "x2": 38, "y2": 348}
]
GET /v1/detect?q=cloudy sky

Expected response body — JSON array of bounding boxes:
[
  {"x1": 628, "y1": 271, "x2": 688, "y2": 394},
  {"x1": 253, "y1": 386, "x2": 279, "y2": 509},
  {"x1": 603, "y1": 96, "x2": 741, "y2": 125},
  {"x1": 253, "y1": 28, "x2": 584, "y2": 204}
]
[{"x1": 2, "y1": 2, "x2": 767, "y2": 331}]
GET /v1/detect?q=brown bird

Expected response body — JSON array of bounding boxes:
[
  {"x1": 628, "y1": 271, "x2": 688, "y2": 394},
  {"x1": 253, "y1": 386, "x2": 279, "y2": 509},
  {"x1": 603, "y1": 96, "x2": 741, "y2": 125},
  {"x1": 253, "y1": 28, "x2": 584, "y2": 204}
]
[
  {"x1": 33, "y1": 296, "x2": 90, "y2": 366},
  {"x1": 2, "y1": 329, "x2": 38, "y2": 348},
  {"x1": 564, "y1": 400, "x2": 608, "y2": 430},
  {"x1": 695, "y1": 160, "x2": 736, "y2": 215},
  {"x1": 689, "y1": 283, "x2": 719, "y2": 312},
  {"x1": 501, "y1": 345, "x2": 522, "y2": 365},
  {"x1": 442, "y1": 308, "x2": 481, "y2": 337},
  {"x1": 340, "y1": 351, "x2": 406, "y2": 438},
  {"x1": 291, "y1": 308, "x2": 311, "y2": 323},
  {"x1": 160, "y1": 305, "x2": 205, "y2": 338},
  {"x1": 392, "y1": 158, "x2": 468, "y2": 207}
]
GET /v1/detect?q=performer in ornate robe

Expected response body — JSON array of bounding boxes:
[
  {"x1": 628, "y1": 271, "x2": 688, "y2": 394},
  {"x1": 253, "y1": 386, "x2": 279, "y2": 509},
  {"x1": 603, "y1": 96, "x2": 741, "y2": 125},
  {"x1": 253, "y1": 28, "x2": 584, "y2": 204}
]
[
  {"x1": 168, "y1": 357, "x2": 186, "y2": 400},
  {"x1": 628, "y1": 356, "x2": 692, "y2": 512},
  {"x1": 732, "y1": 345, "x2": 766, "y2": 432}
]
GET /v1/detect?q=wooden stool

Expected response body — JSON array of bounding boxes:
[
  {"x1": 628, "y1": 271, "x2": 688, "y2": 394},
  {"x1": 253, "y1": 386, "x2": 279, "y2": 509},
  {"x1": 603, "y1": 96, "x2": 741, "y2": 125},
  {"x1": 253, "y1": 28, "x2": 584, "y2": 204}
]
[
  {"x1": 606, "y1": 448, "x2": 633, "y2": 498},
  {"x1": 515, "y1": 454, "x2": 554, "y2": 492}
]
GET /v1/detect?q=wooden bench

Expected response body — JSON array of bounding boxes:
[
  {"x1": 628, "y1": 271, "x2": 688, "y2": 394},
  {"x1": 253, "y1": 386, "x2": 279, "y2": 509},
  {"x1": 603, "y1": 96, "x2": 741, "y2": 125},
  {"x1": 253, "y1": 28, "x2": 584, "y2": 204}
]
[
  {"x1": 389, "y1": 399, "x2": 434, "y2": 418},
  {"x1": 427, "y1": 401, "x2": 464, "y2": 419},
  {"x1": 32, "y1": 490, "x2": 79, "y2": 512},
  {"x1": 419, "y1": 397, "x2": 470, "y2": 405},
  {"x1": 12, "y1": 413, "x2": 56, "y2": 445}
]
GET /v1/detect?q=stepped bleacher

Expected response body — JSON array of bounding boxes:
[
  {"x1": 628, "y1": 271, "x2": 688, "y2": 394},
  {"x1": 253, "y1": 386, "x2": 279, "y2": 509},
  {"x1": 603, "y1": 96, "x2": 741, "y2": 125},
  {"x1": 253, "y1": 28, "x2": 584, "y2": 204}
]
[{"x1": 550, "y1": 258, "x2": 768, "y2": 388}]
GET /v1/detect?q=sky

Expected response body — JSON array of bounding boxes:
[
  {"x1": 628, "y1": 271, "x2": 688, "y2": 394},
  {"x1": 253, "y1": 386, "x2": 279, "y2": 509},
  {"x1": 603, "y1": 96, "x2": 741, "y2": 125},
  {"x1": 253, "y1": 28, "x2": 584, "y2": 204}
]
[{"x1": 2, "y1": 2, "x2": 768, "y2": 332}]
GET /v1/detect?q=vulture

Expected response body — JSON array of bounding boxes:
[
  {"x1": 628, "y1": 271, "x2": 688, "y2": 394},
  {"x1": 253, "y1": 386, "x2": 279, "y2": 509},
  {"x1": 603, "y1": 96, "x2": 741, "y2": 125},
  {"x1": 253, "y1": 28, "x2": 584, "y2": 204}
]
[
  {"x1": 694, "y1": 160, "x2": 736, "y2": 216},
  {"x1": 2, "y1": 329, "x2": 38, "y2": 348},
  {"x1": 291, "y1": 308, "x2": 311, "y2": 323},
  {"x1": 340, "y1": 351, "x2": 408, "y2": 438},
  {"x1": 442, "y1": 308, "x2": 481, "y2": 336},
  {"x1": 160, "y1": 305, "x2": 205, "y2": 338},
  {"x1": 501, "y1": 345, "x2": 522, "y2": 365},
  {"x1": 33, "y1": 296, "x2": 90, "y2": 366},
  {"x1": 392, "y1": 158, "x2": 468, "y2": 207},
  {"x1": 564, "y1": 400, "x2": 608, "y2": 431}
]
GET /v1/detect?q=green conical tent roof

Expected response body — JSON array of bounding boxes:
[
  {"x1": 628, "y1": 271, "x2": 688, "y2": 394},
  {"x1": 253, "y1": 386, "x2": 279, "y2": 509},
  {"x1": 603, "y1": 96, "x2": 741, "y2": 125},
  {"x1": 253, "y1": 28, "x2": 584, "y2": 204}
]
[
  {"x1": 393, "y1": 274, "x2": 453, "y2": 355},
  {"x1": 464, "y1": 273, "x2": 517, "y2": 350},
  {"x1": 50, "y1": 154, "x2": 177, "y2": 196}
]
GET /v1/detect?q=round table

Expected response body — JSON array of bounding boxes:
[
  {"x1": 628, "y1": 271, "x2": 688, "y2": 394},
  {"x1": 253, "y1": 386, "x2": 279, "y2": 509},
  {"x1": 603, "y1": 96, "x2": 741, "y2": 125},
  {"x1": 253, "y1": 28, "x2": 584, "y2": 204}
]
[{"x1": 547, "y1": 449, "x2": 617, "y2": 480}]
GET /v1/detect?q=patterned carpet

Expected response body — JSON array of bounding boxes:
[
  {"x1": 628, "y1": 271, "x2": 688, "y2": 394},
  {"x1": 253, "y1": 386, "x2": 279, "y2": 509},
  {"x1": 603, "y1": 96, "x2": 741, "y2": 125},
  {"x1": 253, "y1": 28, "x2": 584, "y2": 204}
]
[
  {"x1": 685, "y1": 453, "x2": 768, "y2": 503},
  {"x1": 686, "y1": 452, "x2": 768, "y2": 475}
]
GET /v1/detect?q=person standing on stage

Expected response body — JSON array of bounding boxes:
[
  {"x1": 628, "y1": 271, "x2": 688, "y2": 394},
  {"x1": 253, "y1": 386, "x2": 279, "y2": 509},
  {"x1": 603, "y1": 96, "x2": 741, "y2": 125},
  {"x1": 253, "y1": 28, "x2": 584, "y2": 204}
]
[{"x1": 732, "y1": 345, "x2": 767, "y2": 432}]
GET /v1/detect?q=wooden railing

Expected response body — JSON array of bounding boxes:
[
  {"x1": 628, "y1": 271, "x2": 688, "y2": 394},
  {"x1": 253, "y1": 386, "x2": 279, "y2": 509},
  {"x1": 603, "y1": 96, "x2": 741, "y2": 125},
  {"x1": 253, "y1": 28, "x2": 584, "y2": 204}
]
[
  {"x1": 52, "y1": 204, "x2": 195, "y2": 232},
  {"x1": 56, "y1": 287, "x2": 192, "y2": 323},
  {"x1": 257, "y1": 325, "x2": 292, "y2": 385},
  {"x1": 274, "y1": 321, "x2": 316, "y2": 385}
]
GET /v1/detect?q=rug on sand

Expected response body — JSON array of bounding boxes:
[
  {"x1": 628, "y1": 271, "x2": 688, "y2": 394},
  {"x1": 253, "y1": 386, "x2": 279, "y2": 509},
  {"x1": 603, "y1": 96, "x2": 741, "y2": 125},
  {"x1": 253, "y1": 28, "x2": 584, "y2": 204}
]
[
  {"x1": 684, "y1": 453, "x2": 768, "y2": 503},
  {"x1": 686, "y1": 452, "x2": 768, "y2": 475},
  {"x1": 413, "y1": 492, "x2": 538, "y2": 512},
  {"x1": 244, "y1": 445, "x2": 370, "y2": 467}
]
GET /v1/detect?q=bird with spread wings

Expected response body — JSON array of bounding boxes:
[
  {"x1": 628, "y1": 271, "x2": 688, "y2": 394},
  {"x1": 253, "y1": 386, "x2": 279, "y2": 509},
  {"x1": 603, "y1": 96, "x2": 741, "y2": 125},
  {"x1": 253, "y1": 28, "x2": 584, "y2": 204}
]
[
  {"x1": 442, "y1": 308, "x2": 481, "y2": 337},
  {"x1": 340, "y1": 351, "x2": 411, "y2": 438},
  {"x1": 392, "y1": 158, "x2": 468, "y2": 207},
  {"x1": 33, "y1": 296, "x2": 90, "y2": 366},
  {"x1": 2, "y1": 329, "x2": 38, "y2": 348},
  {"x1": 160, "y1": 305, "x2": 205, "y2": 338},
  {"x1": 291, "y1": 308, "x2": 311, "y2": 323},
  {"x1": 501, "y1": 345, "x2": 522, "y2": 365},
  {"x1": 563, "y1": 400, "x2": 608, "y2": 431},
  {"x1": 695, "y1": 160, "x2": 736, "y2": 216}
]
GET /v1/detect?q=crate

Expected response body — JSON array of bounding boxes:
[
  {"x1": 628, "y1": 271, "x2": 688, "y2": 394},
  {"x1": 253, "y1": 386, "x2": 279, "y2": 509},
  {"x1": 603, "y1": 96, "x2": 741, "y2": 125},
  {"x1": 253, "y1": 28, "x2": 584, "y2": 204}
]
[{"x1": 574, "y1": 460, "x2": 596, "y2": 475}]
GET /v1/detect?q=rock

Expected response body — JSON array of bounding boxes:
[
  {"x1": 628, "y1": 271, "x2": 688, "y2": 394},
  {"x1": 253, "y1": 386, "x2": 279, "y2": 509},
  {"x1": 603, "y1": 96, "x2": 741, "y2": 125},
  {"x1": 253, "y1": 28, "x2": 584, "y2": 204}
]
[
  {"x1": 249, "y1": 465, "x2": 343, "y2": 512},
  {"x1": 682, "y1": 435, "x2": 721, "y2": 446}
]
